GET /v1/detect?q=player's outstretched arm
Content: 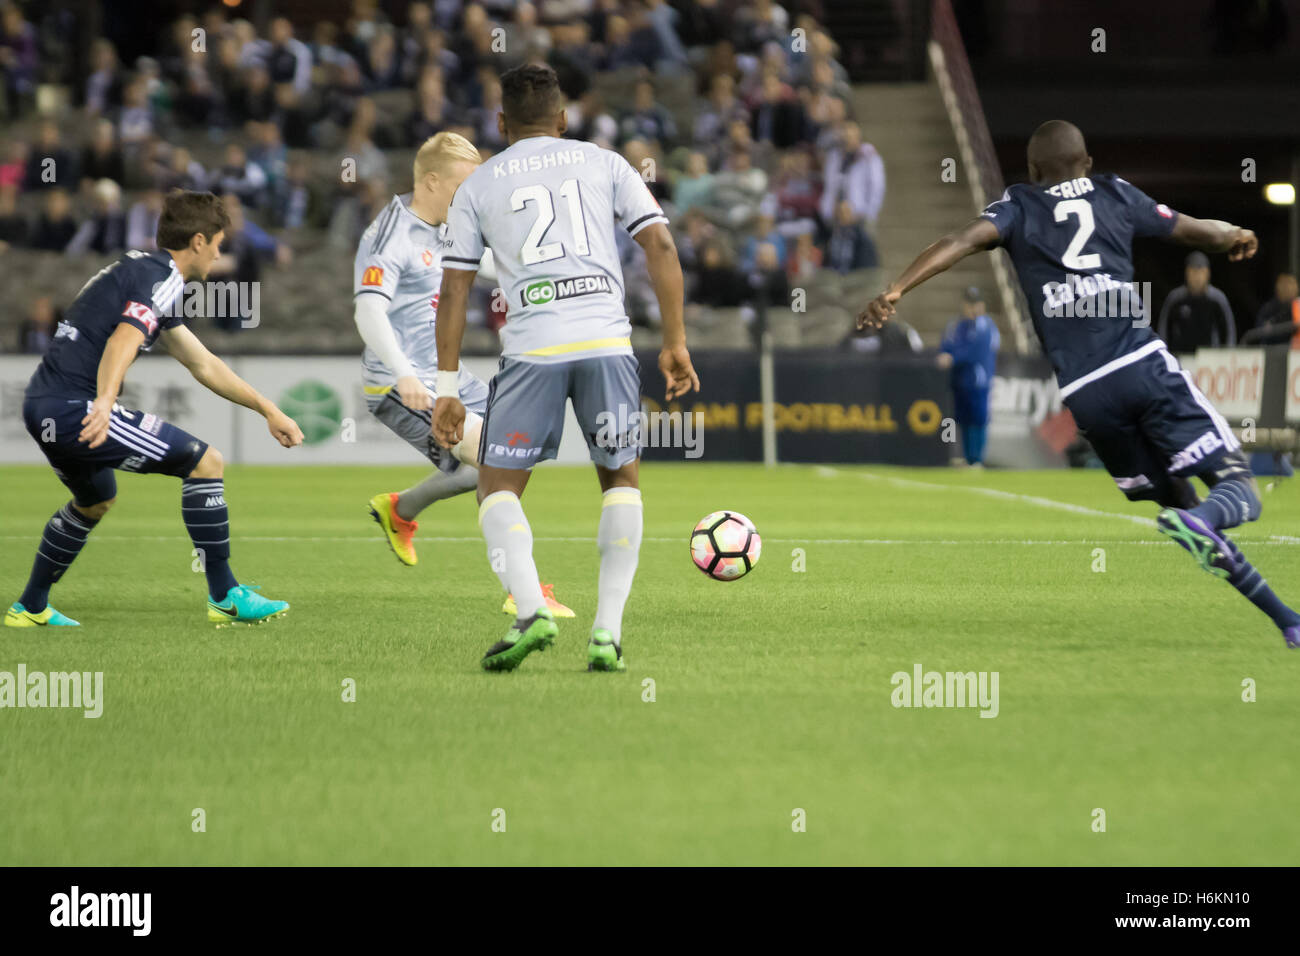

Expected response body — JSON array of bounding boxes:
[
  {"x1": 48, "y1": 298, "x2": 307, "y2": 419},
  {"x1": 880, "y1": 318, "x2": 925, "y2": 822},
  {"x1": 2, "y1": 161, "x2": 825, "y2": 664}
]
[
  {"x1": 857, "y1": 217, "x2": 1001, "y2": 329},
  {"x1": 1169, "y1": 216, "x2": 1258, "y2": 262},
  {"x1": 80, "y1": 322, "x2": 146, "y2": 448},
  {"x1": 636, "y1": 222, "x2": 699, "y2": 401},
  {"x1": 161, "y1": 325, "x2": 304, "y2": 448},
  {"x1": 432, "y1": 267, "x2": 475, "y2": 449}
]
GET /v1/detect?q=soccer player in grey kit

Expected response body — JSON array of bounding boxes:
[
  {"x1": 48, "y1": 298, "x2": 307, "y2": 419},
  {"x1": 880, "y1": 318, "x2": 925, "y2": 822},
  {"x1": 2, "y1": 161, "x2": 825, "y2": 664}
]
[{"x1": 432, "y1": 64, "x2": 699, "y2": 671}]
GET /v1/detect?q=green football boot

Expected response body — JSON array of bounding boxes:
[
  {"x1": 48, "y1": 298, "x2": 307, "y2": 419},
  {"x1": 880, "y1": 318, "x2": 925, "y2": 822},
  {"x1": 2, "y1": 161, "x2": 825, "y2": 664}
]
[
  {"x1": 587, "y1": 629, "x2": 626, "y2": 672},
  {"x1": 481, "y1": 609, "x2": 557, "y2": 672}
]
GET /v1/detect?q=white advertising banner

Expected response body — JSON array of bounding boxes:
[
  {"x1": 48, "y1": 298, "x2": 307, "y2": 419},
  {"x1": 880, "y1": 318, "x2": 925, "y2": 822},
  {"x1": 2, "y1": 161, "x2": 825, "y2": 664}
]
[
  {"x1": 0, "y1": 353, "x2": 234, "y2": 465},
  {"x1": 1184, "y1": 348, "x2": 1264, "y2": 420},
  {"x1": 0, "y1": 355, "x2": 52, "y2": 464},
  {"x1": 233, "y1": 356, "x2": 416, "y2": 465},
  {"x1": 1, "y1": 354, "x2": 590, "y2": 466},
  {"x1": 234, "y1": 355, "x2": 590, "y2": 466},
  {"x1": 1286, "y1": 352, "x2": 1300, "y2": 423}
]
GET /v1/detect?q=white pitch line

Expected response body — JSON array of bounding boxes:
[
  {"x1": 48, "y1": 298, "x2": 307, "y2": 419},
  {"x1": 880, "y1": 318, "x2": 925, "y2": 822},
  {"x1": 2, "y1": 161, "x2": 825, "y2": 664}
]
[
  {"x1": 2, "y1": 467, "x2": 1296, "y2": 546},
  {"x1": 0, "y1": 535, "x2": 1294, "y2": 546},
  {"x1": 821, "y1": 467, "x2": 1300, "y2": 546},
  {"x1": 855, "y1": 470, "x2": 1156, "y2": 527}
]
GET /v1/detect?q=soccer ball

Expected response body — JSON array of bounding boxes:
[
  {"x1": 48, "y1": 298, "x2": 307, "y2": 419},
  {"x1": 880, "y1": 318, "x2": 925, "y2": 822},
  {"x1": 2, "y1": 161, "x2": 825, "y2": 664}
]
[{"x1": 690, "y1": 511, "x2": 761, "y2": 581}]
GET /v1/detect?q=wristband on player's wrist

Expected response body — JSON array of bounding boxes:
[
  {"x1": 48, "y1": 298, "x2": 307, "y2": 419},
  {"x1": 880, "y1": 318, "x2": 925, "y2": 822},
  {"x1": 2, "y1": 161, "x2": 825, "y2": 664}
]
[{"x1": 435, "y1": 369, "x2": 460, "y2": 399}]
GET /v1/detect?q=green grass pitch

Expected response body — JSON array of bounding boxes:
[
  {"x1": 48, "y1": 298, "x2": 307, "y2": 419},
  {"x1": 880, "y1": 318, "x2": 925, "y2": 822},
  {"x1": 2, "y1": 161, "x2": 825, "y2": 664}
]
[{"x1": 2, "y1": 462, "x2": 1298, "y2": 865}]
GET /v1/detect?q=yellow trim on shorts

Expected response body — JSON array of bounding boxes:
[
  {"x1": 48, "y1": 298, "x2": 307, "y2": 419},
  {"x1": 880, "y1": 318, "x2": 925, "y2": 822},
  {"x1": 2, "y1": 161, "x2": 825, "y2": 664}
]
[
  {"x1": 363, "y1": 385, "x2": 392, "y2": 395},
  {"x1": 522, "y1": 336, "x2": 632, "y2": 357}
]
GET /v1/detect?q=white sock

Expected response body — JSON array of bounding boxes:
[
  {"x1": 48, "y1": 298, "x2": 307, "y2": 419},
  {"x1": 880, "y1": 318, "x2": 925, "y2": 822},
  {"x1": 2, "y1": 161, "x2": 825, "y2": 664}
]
[
  {"x1": 479, "y1": 491, "x2": 546, "y2": 619},
  {"x1": 396, "y1": 466, "x2": 478, "y2": 521},
  {"x1": 594, "y1": 487, "x2": 643, "y2": 644}
]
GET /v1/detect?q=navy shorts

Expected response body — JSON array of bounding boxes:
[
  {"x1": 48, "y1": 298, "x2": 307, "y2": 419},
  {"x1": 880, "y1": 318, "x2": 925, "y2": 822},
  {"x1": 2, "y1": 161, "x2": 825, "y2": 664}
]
[
  {"x1": 23, "y1": 396, "x2": 209, "y2": 505},
  {"x1": 1061, "y1": 345, "x2": 1239, "y2": 500}
]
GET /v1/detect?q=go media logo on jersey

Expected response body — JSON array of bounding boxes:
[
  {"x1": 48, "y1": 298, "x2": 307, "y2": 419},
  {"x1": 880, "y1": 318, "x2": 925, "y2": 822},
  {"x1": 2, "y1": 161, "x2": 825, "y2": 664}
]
[{"x1": 521, "y1": 275, "x2": 612, "y2": 308}]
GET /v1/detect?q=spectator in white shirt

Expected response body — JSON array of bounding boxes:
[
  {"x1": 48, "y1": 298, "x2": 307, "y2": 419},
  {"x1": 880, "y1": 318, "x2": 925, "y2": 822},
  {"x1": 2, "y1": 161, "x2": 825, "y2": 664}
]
[{"x1": 819, "y1": 121, "x2": 885, "y2": 229}]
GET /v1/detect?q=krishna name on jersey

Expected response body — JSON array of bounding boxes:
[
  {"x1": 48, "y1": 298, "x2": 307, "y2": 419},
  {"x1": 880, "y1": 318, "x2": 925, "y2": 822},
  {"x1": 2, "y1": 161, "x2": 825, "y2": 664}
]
[
  {"x1": 26, "y1": 249, "x2": 185, "y2": 400},
  {"x1": 442, "y1": 135, "x2": 668, "y2": 363},
  {"x1": 354, "y1": 192, "x2": 451, "y2": 385},
  {"x1": 980, "y1": 173, "x2": 1179, "y2": 395}
]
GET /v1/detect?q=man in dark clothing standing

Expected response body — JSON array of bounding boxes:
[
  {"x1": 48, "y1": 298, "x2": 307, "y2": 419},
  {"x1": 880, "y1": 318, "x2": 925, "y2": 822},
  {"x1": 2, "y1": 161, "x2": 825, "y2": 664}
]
[
  {"x1": 1254, "y1": 272, "x2": 1298, "y2": 332},
  {"x1": 1157, "y1": 251, "x2": 1236, "y2": 352}
]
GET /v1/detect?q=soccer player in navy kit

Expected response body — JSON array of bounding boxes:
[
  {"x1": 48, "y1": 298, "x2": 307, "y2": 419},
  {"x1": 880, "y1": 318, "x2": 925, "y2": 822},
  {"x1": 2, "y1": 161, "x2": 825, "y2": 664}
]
[
  {"x1": 6, "y1": 191, "x2": 304, "y2": 628},
  {"x1": 859, "y1": 120, "x2": 1300, "y2": 649}
]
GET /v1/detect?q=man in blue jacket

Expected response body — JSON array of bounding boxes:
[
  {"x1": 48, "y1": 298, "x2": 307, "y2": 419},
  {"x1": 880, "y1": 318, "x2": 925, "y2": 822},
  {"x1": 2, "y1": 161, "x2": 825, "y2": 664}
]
[{"x1": 940, "y1": 287, "x2": 1000, "y2": 466}]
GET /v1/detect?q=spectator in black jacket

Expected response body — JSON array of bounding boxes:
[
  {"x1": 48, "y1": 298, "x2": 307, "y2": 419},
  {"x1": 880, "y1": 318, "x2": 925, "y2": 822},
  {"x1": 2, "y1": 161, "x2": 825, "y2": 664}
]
[
  {"x1": 66, "y1": 178, "x2": 126, "y2": 255},
  {"x1": 825, "y1": 199, "x2": 878, "y2": 273},
  {"x1": 1156, "y1": 251, "x2": 1236, "y2": 352},
  {"x1": 18, "y1": 296, "x2": 60, "y2": 354},
  {"x1": 619, "y1": 80, "x2": 677, "y2": 148},
  {"x1": 601, "y1": 12, "x2": 661, "y2": 71},
  {"x1": 672, "y1": 0, "x2": 728, "y2": 48},
  {"x1": 694, "y1": 238, "x2": 750, "y2": 307},
  {"x1": 548, "y1": 22, "x2": 597, "y2": 100},
  {"x1": 210, "y1": 143, "x2": 270, "y2": 209},
  {"x1": 750, "y1": 71, "x2": 807, "y2": 149},
  {"x1": 747, "y1": 241, "x2": 790, "y2": 309},
  {"x1": 79, "y1": 119, "x2": 126, "y2": 188},
  {"x1": 25, "y1": 121, "x2": 77, "y2": 191},
  {"x1": 1255, "y1": 272, "x2": 1298, "y2": 332},
  {"x1": 842, "y1": 315, "x2": 924, "y2": 354},
  {"x1": 29, "y1": 189, "x2": 78, "y2": 251},
  {"x1": 406, "y1": 67, "x2": 461, "y2": 145}
]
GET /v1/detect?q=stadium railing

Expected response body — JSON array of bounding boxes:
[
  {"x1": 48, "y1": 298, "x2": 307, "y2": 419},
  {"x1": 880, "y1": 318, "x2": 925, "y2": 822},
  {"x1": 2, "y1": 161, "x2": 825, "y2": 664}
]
[{"x1": 928, "y1": 0, "x2": 1033, "y2": 354}]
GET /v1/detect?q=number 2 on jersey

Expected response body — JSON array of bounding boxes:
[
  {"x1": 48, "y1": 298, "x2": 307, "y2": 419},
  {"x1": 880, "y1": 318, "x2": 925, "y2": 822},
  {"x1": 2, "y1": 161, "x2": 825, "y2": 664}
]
[
  {"x1": 1053, "y1": 198, "x2": 1101, "y2": 270},
  {"x1": 510, "y1": 178, "x2": 590, "y2": 265}
]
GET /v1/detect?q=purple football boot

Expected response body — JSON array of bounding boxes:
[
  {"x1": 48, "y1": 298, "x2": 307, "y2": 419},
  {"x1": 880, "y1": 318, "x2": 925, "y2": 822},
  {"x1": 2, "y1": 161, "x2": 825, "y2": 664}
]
[
  {"x1": 1282, "y1": 626, "x2": 1300, "y2": 650},
  {"x1": 1156, "y1": 508, "x2": 1240, "y2": 579}
]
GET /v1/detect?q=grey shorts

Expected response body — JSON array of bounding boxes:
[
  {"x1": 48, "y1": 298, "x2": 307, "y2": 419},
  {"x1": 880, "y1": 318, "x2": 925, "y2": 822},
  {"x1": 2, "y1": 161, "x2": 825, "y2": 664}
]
[
  {"x1": 480, "y1": 353, "x2": 642, "y2": 470},
  {"x1": 367, "y1": 369, "x2": 490, "y2": 472}
]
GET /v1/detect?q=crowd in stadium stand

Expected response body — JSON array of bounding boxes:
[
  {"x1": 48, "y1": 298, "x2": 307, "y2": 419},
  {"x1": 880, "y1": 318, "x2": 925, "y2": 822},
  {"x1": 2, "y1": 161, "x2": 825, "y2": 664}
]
[{"x1": 0, "y1": 0, "x2": 892, "y2": 345}]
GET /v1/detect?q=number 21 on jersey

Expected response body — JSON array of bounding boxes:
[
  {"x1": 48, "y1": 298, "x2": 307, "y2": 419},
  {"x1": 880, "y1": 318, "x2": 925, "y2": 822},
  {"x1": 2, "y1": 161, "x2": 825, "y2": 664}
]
[{"x1": 511, "y1": 179, "x2": 590, "y2": 265}]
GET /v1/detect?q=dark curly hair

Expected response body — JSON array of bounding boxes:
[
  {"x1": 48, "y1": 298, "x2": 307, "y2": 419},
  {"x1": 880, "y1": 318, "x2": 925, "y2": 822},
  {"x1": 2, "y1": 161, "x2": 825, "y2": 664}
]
[{"x1": 500, "y1": 63, "x2": 563, "y2": 129}]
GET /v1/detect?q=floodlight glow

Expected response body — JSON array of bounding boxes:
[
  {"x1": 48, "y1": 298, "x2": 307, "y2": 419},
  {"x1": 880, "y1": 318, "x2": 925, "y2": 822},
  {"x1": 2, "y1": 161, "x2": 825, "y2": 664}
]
[{"x1": 1264, "y1": 183, "x2": 1296, "y2": 205}]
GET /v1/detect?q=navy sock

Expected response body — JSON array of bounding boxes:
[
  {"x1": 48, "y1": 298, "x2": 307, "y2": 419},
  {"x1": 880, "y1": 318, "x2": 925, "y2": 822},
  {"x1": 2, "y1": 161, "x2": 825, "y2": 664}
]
[
  {"x1": 1189, "y1": 478, "x2": 1260, "y2": 531},
  {"x1": 19, "y1": 503, "x2": 99, "y2": 613},
  {"x1": 1222, "y1": 539, "x2": 1300, "y2": 630},
  {"x1": 182, "y1": 478, "x2": 238, "y2": 602}
]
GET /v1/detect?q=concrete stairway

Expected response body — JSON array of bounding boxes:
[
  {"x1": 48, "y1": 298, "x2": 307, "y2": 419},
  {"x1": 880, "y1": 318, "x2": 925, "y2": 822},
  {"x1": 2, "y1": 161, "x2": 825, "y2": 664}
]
[{"x1": 851, "y1": 82, "x2": 1008, "y2": 346}]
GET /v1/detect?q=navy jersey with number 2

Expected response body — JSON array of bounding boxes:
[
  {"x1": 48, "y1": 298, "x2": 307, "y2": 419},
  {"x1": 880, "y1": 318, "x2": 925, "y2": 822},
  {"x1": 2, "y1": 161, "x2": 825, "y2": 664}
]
[
  {"x1": 980, "y1": 173, "x2": 1178, "y2": 395},
  {"x1": 982, "y1": 173, "x2": 1238, "y2": 499}
]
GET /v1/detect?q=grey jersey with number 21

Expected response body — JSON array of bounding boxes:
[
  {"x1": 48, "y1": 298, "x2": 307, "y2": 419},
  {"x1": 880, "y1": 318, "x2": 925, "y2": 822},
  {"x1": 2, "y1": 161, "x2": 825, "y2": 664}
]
[{"x1": 443, "y1": 136, "x2": 667, "y2": 364}]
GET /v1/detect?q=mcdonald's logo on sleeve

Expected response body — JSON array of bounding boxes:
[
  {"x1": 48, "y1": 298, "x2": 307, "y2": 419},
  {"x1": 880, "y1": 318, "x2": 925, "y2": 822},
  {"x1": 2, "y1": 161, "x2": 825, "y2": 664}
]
[{"x1": 361, "y1": 266, "x2": 385, "y2": 286}]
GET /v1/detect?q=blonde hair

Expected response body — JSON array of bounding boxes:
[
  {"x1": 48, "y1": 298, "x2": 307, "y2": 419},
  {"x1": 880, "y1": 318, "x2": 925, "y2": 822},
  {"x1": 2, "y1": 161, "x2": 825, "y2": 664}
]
[{"x1": 413, "y1": 131, "x2": 481, "y2": 182}]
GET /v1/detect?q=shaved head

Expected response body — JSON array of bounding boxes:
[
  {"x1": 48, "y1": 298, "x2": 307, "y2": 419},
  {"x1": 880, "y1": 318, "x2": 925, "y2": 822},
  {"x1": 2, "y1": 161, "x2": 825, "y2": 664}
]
[{"x1": 1026, "y1": 120, "x2": 1091, "y2": 185}]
